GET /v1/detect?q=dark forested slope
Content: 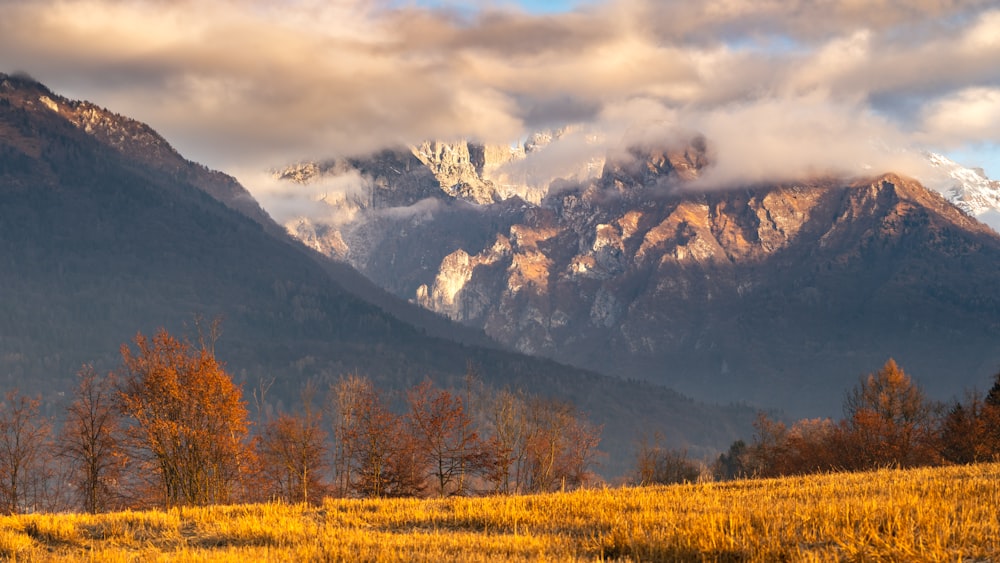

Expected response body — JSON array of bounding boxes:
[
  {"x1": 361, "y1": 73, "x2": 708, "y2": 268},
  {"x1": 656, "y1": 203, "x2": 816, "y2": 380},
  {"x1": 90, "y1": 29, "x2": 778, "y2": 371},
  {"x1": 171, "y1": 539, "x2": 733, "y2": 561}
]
[{"x1": 0, "y1": 73, "x2": 752, "y2": 476}]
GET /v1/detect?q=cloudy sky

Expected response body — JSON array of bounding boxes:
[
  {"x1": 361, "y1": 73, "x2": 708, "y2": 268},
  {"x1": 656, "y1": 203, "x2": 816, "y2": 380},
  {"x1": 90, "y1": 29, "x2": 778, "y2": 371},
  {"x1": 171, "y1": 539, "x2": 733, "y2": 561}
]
[{"x1": 2, "y1": 0, "x2": 998, "y2": 200}]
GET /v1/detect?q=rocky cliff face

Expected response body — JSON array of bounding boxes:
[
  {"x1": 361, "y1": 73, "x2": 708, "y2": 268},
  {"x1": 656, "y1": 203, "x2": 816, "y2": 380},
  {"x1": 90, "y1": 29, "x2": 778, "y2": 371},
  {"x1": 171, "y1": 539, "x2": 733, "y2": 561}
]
[
  {"x1": 273, "y1": 131, "x2": 601, "y2": 261},
  {"x1": 280, "y1": 133, "x2": 1000, "y2": 416},
  {"x1": 1, "y1": 74, "x2": 760, "y2": 474},
  {"x1": 444, "y1": 163, "x2": 1000, "y2": 414}
]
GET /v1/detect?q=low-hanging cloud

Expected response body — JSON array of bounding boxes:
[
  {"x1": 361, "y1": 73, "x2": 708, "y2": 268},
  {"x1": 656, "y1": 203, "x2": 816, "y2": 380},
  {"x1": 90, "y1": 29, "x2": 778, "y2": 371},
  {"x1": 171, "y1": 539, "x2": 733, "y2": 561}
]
[
  {"x1": 236, "y1": 167, "x2": 370, "y2": 225},
  {"x1": 0, "y1": 0, "x2": 998, "y2": 204},
  {"x1": 689, "y1": 94, "x2": 935, "y2": 188}
]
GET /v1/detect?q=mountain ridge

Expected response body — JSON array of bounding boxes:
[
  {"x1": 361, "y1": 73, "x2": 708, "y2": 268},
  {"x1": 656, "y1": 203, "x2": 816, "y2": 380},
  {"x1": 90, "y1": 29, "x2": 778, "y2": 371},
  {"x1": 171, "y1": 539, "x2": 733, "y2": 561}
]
[
  {"x1": 279, "y1": 137, "x2": 1000, "y2": 417},
  {"x1": 1, "y1": 73, "x2": 273, "y2": 227},
  {"x1": 1, "y1": 73, "x2": 525, "y2": 352},
  {"x1": 926, "y1": 152, "x2": 1000, "y2": 232},
  {"x1": 0, "y1": 73, "x2": 755, "y2": 476}
]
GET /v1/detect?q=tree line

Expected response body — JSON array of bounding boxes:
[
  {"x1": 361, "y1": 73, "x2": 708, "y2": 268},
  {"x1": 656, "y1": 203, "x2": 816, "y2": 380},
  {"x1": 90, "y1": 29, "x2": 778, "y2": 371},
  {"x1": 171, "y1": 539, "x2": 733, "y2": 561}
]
[
  {"x1": 0, "y1": 329, "x2": 602, "y2": 514},
  {"x1": 634, "y1": 358, "x2": 1000, "y2": 485},
  {"x1": 7, "y1": 339, "x2": 996, "y2": 513}
]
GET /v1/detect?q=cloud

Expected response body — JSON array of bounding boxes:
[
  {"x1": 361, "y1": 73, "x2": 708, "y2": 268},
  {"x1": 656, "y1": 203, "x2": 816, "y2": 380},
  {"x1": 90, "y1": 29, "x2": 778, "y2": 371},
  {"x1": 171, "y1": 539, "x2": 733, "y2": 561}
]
[
  {"x1": 1, "y1": 0, "x2": 998, "y2": 199},
  {"x1": 919, "y1": 87, "x2": 1000, "y2": 147},
  {"x1": 688, "y1": 94, "x2": 934, "y2": 188},
  {"x1": 372, "y1": 196, "x2": 447, "y2": 221},
  {"x1": 496, "y1": 127, "x2": 607, "y2": 189},
  {"x1": 235, "y1": 167, "x2": 370, "y2": 224}
]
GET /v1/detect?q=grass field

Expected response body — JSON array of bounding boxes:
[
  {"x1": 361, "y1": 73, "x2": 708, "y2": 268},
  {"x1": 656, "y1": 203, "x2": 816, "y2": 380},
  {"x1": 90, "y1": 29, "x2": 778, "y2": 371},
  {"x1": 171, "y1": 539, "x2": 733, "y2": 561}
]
[{"x1": 1, "y1": 462, "x2": 997, "y2": 561}]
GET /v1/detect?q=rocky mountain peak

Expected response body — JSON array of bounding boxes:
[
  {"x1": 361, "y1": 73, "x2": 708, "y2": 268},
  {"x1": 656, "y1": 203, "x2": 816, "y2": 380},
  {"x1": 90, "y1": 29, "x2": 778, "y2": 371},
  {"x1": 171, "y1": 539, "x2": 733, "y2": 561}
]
[
  {"x1": 321, "y1": 150, "x2": 1000, "y2": 415},
  {"x1": 265, "y1": 120, "x2": 1000, "y2": 416},
  {"x1": 926, "y1": 152, "x2": 1000, "y2": 232},
  {"x1": 851, "y1": 173, "x2": 995, "y2": 239},
  {"x1": 600, "y1": 135, "x2": 710, "y2": 189},
  {"x1": 2, "y1": 76, "x2": 760, "y2": 473},
  {"x1": 276, "y1": 130, "x2": 601, "y2": 223}
]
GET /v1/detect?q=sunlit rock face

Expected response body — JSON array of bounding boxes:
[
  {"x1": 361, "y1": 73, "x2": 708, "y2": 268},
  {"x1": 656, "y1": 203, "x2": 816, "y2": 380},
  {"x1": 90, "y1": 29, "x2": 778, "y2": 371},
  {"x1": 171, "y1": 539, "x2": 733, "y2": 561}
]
[{"x1": 277, "y1": 134, "x2": 1000, "y2": 416}]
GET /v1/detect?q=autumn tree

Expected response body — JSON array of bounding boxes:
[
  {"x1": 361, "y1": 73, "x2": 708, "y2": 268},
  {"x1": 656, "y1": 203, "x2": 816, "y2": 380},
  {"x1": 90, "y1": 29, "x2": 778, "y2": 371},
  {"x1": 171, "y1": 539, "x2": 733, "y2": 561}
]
[
  {"x1": 632, "y1": 432, "x2": 701, "y2": 485},
  {"x1": 983, "y1": 370, "x2": 1000, "y2": 454},
  {"x1": 336, "y1": 376, "x2": 422, "y2": 498},
  {"x1": 0, "y1": 391, "x2": 52, "y2": 514},
  {"x1": 382, "y1": 426, "x2": 424, "y2": 498},
  {"x1": 56, "y1": 365, "x2": 125, "y2": 513},
  {"x1": 841, "y1": 359, "x2": 939, "y2": 469},
  {"x1": 117, "y1": 329, "x2": 250, "y2": 507},
  {"x1": 940, "y1": 370, "x2": 1000, "y2": 463},
  {"x1": 258, "y1": 383, "x2": 329, "y2": 504},
  {"x1": 746, "y1": 413, "x2": 789, "y2": 477},
  {"x1": 406, "y1": 380, "x2": 487, "y2": 497},
  {"x1": 751, "y1": 361, "x2": 939, "y2": 477},
  {"x1": 482, "y1": 388, "x2": 529, "y2": 495},
  {"x1": 522, "y1": 398, "x2": 602, "y2": 493}
]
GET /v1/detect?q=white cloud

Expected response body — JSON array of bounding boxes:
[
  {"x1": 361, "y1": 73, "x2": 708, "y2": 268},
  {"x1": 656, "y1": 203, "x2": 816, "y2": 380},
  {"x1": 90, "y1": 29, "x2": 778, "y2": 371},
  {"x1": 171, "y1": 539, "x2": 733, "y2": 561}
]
[
  {"x1": 234, "y1": 167, "x2": 369, "y2": 224},
  {"x1": 961, "y1": 8, "x2": 1000, "y2": 53},
  {"x1": 920, "y1": 87, "x2": 1000, "y2": 146},
  {"x1": 0, "y1": 0, "x2": 998, "y2": 190},
  {"x1": 688, "y1": 94, "x2": 933, "y2": 188}
]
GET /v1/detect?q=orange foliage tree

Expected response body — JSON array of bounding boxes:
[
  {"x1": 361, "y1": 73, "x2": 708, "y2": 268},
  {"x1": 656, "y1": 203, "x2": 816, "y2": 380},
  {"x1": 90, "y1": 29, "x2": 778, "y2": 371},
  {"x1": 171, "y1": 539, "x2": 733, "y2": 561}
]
[
  {"x1": 747, "y1": 360, "x2": 941, "y2": 477},
  {"x1": 117, "y1": 329, "x2": 250, "y2": 507},
  {"x1": 841, "y1": 359, "x2": 939, "y2": 469}
]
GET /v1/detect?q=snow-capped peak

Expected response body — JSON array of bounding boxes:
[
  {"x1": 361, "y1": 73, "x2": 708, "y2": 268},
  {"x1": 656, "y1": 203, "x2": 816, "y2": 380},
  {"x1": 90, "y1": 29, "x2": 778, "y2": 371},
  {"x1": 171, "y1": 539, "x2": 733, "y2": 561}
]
[{"x1": 926, "y1": 152, "x2": 1000, "y2": 232}]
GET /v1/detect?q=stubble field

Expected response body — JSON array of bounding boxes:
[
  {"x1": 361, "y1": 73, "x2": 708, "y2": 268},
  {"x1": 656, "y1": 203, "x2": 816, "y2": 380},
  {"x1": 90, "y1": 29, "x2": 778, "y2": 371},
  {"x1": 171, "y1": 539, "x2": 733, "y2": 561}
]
[{"x1": 1, "y1": 463, "x2": 998, "y2": 562}]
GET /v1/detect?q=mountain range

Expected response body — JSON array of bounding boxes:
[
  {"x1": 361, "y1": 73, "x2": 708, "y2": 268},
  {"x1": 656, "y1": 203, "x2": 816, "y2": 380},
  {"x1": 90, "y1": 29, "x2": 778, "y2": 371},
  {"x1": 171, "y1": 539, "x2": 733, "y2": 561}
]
[
  {"x1": 7, "y1": 67, "x2": 1000, "y2": 475},
  {"x1": 0, "y1": 73, "x2": 759, "y2": 477},
  {"x1": 276, "y1": 137, "x2": 1000, "y2": 417}
]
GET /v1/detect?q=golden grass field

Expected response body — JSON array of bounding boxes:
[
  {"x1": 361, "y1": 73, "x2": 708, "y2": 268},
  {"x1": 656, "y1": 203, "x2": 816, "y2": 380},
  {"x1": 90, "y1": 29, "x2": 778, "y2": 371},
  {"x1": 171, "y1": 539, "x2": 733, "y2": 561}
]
[{"x1": 1, "y1": 462, "x2": 997, "y2": 562}]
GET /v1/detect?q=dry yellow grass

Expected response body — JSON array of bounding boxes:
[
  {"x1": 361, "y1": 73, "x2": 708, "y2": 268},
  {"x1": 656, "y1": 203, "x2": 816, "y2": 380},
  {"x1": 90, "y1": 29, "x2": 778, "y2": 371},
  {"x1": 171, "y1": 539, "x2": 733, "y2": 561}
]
[{"x1": 1, "y1": 462, "x2": 997, "y2": 562}]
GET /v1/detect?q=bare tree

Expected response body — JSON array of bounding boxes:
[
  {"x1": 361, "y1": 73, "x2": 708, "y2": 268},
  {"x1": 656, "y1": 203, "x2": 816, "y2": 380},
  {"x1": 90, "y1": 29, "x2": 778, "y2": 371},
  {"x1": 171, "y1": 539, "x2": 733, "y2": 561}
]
[
  {"x1": 56, "y1": 365, "x2": 125, "y2": 513},
  {"x1": 483, "y1": 388, "x2": 529, "y2": 494},
  {"x1": 0, "y1": 391, "x2": 52, "y2": 514},
  {"x1": 523, "y1": 398, "x2": 601, "y2": 492},
  {"x1": 328, "y1": 374, "x2": 370, "y2": 496},
  {"x1": 406, "y1": 379, "x2": 486, "y2": 497},
  {"x1": 258, "y1": 383, "x2": 329, "y2": 504},
  {"x1": 479, "y1": 389, "x2": 602, "y2": 494},
  {"x1": 633, "y1": 432, "x2": 702, "y2": 485}
]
